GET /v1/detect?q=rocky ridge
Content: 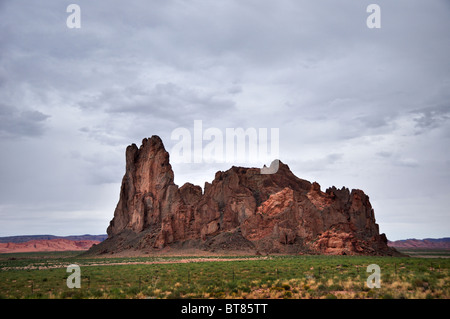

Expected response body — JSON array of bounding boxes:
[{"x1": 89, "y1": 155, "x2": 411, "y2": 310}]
[
  {"x1": 87, "y1": 136, "x2": 399, "y2": 256},
  {"x1": 388, "y1": 238, "x2": 450, "y2": 249},
  {"x1": 0, "y1": 239, "x2": 100, "y2": 253}
]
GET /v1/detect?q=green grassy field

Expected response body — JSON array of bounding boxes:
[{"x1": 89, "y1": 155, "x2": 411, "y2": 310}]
[
  {"x1": 0, "y1": 251, "x2": 448, "y2": 299},
  {"x1": 393, "y1": 248, "x2": 450, "y2": 258}
]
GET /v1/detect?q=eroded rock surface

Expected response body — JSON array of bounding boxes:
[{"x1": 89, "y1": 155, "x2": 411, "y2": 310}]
[{"x1": 88, "y1": 136, "x2": 399, "y2": 256}]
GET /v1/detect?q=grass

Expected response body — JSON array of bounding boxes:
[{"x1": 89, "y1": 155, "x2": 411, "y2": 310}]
[
  {"x1": 0, "y1": 252, "x2": 449, "y2": 299},
  {"x1": 394, "y1": 248, "x2": 450, "y2": 258}
]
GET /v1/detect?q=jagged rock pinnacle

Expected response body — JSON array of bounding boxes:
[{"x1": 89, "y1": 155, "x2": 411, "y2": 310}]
[{"x1": 89, "y1": 136, "x2": 400, "y2": 256}]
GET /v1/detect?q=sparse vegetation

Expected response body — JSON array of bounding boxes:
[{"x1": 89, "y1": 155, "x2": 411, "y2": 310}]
[{"x1": 0, "y1": 252, "x2": 449, "y2": 299}]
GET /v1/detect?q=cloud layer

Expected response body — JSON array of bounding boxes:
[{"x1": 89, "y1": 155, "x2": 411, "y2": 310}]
[{"x1": 0, "y1": 0, "x2": 449, "y2": 240}]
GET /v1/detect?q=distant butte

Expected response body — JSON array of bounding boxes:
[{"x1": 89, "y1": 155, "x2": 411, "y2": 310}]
[
  {"x1": 87, "y1": 136, "x2": 401, "y2": 256},
  {"x1": 0, "y1": 238, "x2": 100, "y2": 253}
]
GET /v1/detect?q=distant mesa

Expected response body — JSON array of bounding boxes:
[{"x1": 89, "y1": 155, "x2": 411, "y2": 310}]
[
  {"x1": 0, "y1": 238, "x2": 101, "y2": 253},
  {"x1": 86, "y1": 136, "x2": 401, "y2": 256},
  {"x1": 0, "y1": 235, "x2": 107, "y2": 253},
  {"x1": 388, "y1": 238, "x2": 450, "y2": 250},
  {"x1": 0, "y1": 234, "x2": 107, "y2": 244}
]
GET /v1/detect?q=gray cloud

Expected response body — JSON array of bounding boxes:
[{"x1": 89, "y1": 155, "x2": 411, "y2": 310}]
[
  {"x1": 0, "y1": 0, "x2": 449, "y2": 240},
  {"x1": 93, "y1": 82, "x2": 236, "y2": 120},
  {"x1": 0, "y1": 105, "x2": 50, "y2": 138},
  {"x1": 412, "y1": 104, "x2": 450, "y2": 133}
]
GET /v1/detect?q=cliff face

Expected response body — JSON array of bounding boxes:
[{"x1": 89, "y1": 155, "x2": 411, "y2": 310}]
[{"x1": 90, "y1": 136, "x2": 398, "y2": 256}]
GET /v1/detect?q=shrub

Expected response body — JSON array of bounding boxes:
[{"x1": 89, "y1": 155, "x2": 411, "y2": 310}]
[
  {"x1": 282, "y1": 284, "x2": 291, "y2": 291},
  {"x1": 317, "y1": 284, "x2": 327, "y2": 291},
  {"x1": 329, "y1": 284, "x2": 344, "y2": 291},
  {"x1": 412, "y1": 278, "x2": 429, "y2": 290}
]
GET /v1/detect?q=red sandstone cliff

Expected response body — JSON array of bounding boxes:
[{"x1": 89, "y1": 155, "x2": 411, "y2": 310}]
[{"x1": 88, "y1": 136, "x2": 399, "y2": 256}]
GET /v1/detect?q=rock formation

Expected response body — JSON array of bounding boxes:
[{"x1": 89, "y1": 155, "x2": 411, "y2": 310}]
[
  {"x1": 388, "y1": 238, "x2": 450, "y2": 249},
  {"x1": 0, "y1": 239, "x2": 100, "y2": 253},
  {"x1": 88, "y1": 136, "x2": 399, "y2": 256}
]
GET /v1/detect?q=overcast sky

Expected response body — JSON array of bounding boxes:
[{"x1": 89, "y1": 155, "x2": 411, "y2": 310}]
[{"x1": 0, "y1": 0, "x2": 449, "y2": 240}]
